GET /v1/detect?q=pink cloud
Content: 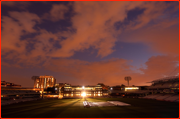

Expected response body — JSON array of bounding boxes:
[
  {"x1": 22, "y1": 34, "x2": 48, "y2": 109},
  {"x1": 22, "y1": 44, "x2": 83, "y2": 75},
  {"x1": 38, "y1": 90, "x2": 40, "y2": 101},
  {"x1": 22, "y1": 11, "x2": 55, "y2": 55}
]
[
  {"x1": 2, "y1": 2, "x2": 178, "y2": 60},
  {"x1": 120, "y1": 24, "x2": 179, "y2": 55},
  {"x1": 49, "y1": 1, "x2": 145, "y2": 58},
  {"x1": 1, "y1": 1, "x2": 30, "y2": 9},
  {"x1": 9, "y1": 11, "x2": 41, "y2": 33},
  {"x1": 140, "y1": 55, "x2": 179, "y2": 77},
  {"x1": 42, "y1": 55, "x2": 178, "y2": 86},
  {"x1": 43, "y1": 58, "x2": 133, "y2": 85},
  {"x1": 50, "y1": 1, "x2": 178, "y2": 58},
  {"x1": 1, "y1": 2, "x2": 178, "y2": 86},
  {"x1": 2, "y1": 11, "x2": 40, "y2": 54},
  {"x1": 43, "y1": 3, "x2": 69, "y2": 22}
]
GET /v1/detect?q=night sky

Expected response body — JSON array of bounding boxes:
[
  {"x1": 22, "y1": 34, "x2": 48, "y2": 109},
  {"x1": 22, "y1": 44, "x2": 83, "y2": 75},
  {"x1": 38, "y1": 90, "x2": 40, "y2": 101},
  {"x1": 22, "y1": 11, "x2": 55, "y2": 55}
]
[{"x1": 1, "y1": 1, "x2": 179, "y2": 87}]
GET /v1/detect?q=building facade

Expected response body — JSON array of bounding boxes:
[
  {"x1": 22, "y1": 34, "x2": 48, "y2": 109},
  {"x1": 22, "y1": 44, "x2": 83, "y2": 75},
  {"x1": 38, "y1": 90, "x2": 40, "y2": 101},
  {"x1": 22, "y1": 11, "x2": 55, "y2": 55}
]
[
  {"x1": 108, "y1": 85, "x2": 149, "y2": 97},
  {"x1": 147, "y1": 76, "x2": 179, "y2": 93},
  {"x1": 32, "y1": 75, "x2": 56, "y2": 90},
  {"x1": 62, "y1": 84, "x2": 103, "y2": 98}
]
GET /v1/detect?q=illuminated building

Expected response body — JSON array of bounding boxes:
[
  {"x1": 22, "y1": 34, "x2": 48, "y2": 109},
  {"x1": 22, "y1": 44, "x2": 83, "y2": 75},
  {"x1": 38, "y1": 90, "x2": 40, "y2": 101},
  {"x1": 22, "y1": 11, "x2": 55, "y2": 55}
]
[
  {"x1": 109, "y1": 85, "x2": 149, "y2": 97},
  {"x1": 32, "y1": 75, "x2": 56, "y2": 90},
  {"x1": 62, "y1": 84, "x2": 103, "y2": 98}
]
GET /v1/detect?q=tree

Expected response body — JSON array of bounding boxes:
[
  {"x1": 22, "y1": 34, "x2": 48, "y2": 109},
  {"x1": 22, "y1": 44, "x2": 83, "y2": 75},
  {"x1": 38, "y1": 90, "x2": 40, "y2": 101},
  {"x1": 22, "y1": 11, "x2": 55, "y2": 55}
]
[
  {"x1": 97, "y1": 83, "x2": 109, "y2": 90},
  {"x1": 31, "y1": 76, "x2": 39, "y2": 80},
  {"x1": 124, "y1": 76, "x2": 132, "y2": 86},
  {"x1": 121, "y1": 84, "x2": 125, "y2": 87}
]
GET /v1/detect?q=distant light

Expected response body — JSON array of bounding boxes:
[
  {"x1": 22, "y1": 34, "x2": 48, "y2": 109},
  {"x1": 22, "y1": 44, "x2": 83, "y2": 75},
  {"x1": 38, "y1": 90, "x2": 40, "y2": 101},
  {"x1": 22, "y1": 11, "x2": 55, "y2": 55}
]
[
  {"x1": 55, "y1": 88, "x2": 57, "y2": 90},
  {"x1": 125, "y1": 87, "x2": 139, "y2": 89},
  {"x1": 125, "y1": 87, "x2": 139, "y2": 91},
  {"x1": 81, "y1": 92, "x2": 86, "y2": 97},
  {"x1": 82, "y1": 86, "x2": 84, "y2": 89},
  {"x1": 111, "y1": 88, "x2": 113, "y2": 90}
]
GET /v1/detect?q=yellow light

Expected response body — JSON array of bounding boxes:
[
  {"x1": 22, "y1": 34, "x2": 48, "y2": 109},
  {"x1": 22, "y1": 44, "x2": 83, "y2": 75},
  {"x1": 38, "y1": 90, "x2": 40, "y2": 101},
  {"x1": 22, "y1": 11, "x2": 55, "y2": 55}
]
[
  {"x1": 125, "y1": 87, "x2": 139, "y2": 91},
  {"x1": 125, "y1": 87, "x2": 139, "y2": 89},
  {"x1": 81, "y1": 92, "x2": 86, "y2": 97}
]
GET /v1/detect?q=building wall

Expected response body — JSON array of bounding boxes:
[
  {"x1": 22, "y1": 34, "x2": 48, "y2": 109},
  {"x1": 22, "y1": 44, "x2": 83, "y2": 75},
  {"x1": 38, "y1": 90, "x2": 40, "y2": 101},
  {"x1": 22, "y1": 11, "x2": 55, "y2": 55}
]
[
  {"x1": 33, "y1": 75, "x2": 56, "y2": 90},
  {"x1": 62, "y1": 84, "x2": 103, "y2": 98}
]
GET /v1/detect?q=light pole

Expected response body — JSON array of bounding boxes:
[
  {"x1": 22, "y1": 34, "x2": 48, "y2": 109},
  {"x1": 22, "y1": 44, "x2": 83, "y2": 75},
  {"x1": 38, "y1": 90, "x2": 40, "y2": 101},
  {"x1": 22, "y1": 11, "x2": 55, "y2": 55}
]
[{"x1": 124, "y1": 76, "x2": 132, "y2": 86}]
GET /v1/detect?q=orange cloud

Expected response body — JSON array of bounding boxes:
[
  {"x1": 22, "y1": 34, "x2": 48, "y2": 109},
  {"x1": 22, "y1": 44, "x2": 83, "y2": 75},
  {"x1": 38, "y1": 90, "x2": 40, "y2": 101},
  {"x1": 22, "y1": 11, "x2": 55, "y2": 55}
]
[
  {"x1": 1, "y1": 2, "x2": 178, "y2": 86},
  {"x1": 42, "y1": 55, "x2": 178, "y2": 86},
  {"x1": 50, "y1": 1, "x2": 144, "y2": 58},
  {"x1": 43, "y1": 58, "x2": 132, "y2": 85},
  {"x1": 1, "y1": 1, "x2": 30, "y2": 9},
  {"x1": 2, "y1": 11, "x2": 40, "y2": 54},
  {"x1": 140, "y1": 55, "x2": 179, "y2": 77},
  {"x1": 2, "y1": 2, "x2": 178, "y2": 60},
  {"x1": 120, "y1": 24, "x2": 179, "y2": 55},
  {"x1": 43, "y1": 3, "x2": 69, "y2": 22},
  {"x1": 50, "y1": 1, "x2": 178, "y2": 58}
]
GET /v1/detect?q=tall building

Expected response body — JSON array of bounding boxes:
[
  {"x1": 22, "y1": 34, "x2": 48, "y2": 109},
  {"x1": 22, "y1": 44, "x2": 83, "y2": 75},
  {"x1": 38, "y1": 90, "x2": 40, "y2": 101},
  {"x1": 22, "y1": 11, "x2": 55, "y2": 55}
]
[{"x1": 32, "y1": 75, "x2": 56, "y2": 90}]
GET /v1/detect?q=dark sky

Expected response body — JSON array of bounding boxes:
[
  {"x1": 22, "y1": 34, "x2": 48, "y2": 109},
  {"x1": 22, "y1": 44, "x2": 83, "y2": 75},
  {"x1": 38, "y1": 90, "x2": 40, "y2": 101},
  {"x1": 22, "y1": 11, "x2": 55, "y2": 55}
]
[{"x1": 1, "y1": 1, "x2": 179, "y2": 87}]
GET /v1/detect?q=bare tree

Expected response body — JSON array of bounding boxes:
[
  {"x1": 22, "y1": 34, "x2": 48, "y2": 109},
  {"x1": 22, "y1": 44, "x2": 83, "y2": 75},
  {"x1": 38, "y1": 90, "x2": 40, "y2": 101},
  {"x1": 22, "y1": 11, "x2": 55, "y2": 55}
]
[{"x1": 124, "y1": 76, "x2": 132, "y2": 86}]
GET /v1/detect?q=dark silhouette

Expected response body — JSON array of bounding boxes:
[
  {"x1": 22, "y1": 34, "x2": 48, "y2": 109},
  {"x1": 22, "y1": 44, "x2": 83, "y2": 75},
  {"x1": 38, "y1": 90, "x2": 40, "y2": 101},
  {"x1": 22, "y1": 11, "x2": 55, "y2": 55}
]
[
  {"x1": 121, "y1": 84, "x2": 125, "y2": 87},
  {"x1": 124, "y1": 76, "x2": 132, "y2": 86}
]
